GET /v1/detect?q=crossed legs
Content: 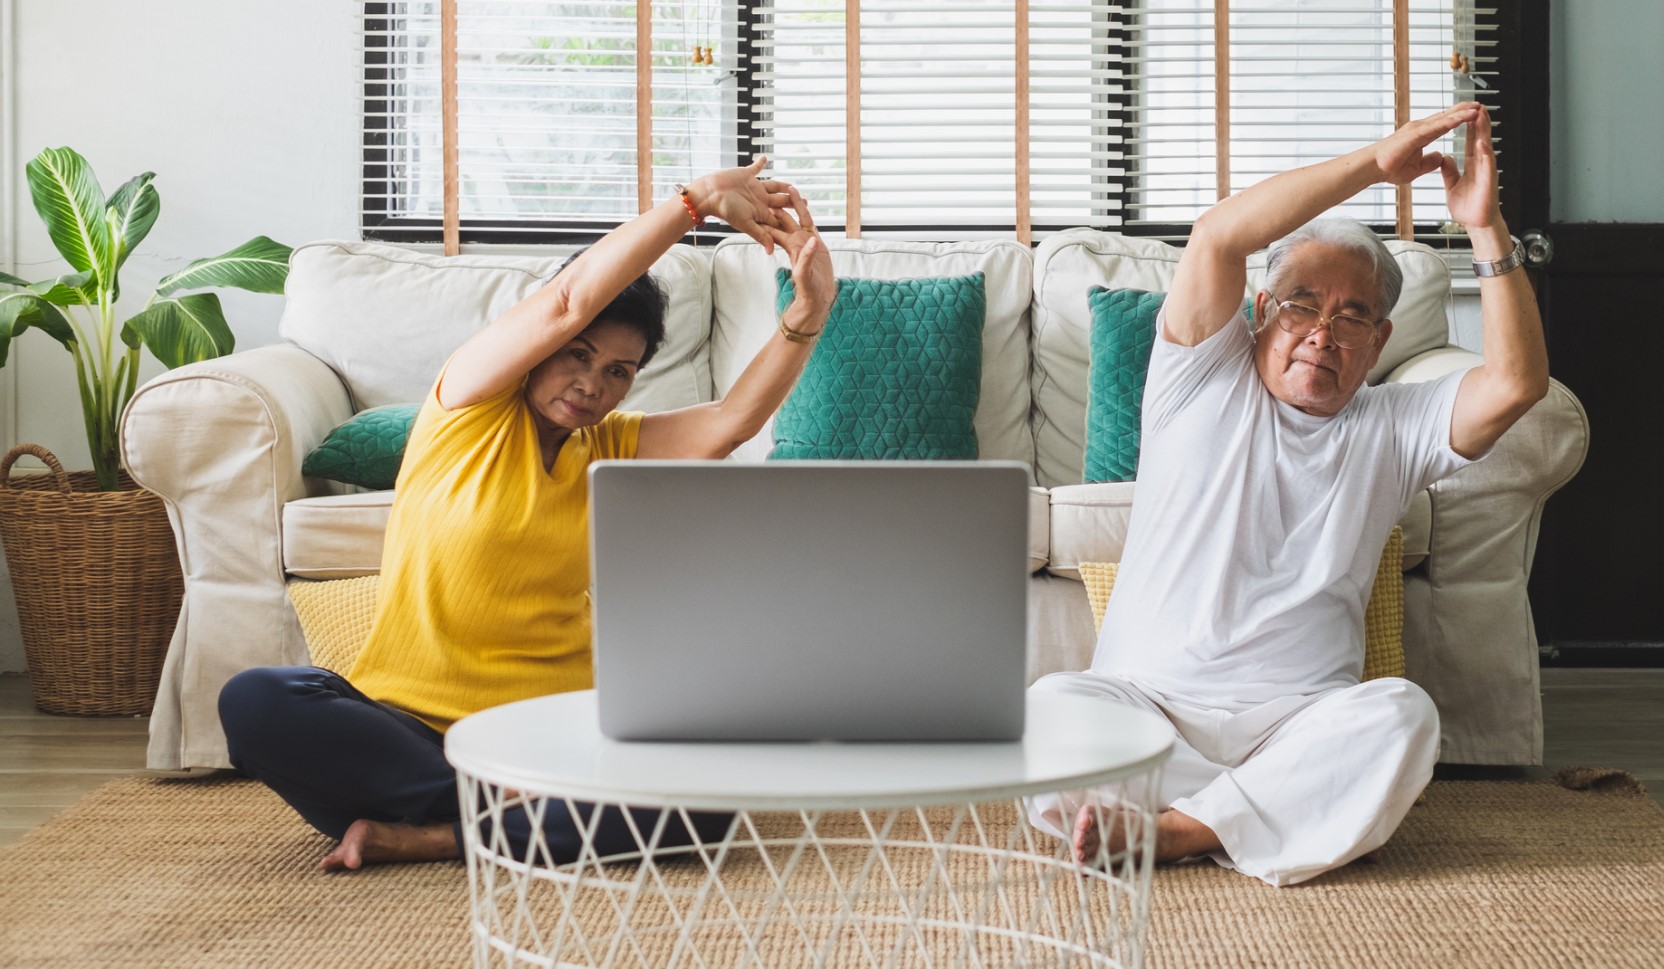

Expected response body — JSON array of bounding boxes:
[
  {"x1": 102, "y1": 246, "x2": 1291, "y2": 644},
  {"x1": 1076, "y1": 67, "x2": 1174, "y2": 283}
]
[
  {"x1": 1027, "y1": 670, "x2": 1439, "y2": 886},
  {"x1": 220, "y1": 667, "x2": 732, "y2": 871}
]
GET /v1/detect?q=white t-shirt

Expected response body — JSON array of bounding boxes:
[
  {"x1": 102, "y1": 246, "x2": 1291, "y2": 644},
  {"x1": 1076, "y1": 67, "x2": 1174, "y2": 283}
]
[{"x1": 1092, "y1": 311, "x2": 1476, "y2": 702}]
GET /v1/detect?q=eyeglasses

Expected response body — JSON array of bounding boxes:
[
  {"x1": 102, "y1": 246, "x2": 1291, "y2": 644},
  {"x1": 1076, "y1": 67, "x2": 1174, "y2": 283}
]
[{"x1": 1268, "y1": 297, "x2": 1382, "y2": 350}]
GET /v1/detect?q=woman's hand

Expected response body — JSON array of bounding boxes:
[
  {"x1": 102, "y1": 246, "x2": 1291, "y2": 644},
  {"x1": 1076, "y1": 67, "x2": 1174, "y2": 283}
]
[
  {"x1": 768, "y1": 190, "x2": 836, "y2": 333},
  {"x1": 689, "y1": 157, "x2": 797, "y2": 253},
  {"x1": 634, "y1": 187, "x2": 836, "y2": 459},
  {"x1": 1440, "y1": 103, "x2": 1502, "y2": 230}
]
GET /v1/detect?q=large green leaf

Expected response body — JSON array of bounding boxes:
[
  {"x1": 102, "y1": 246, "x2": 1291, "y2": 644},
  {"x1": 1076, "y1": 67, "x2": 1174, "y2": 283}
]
[
  {"x1": 121, "y1": 294, "x2": 235, "y2": 369},
  {"x1": 0, "y1": 271, "x2": 29, "y2": 289},
  {"x1": 28, "y1": 270, "x2": 97, "y2": 307},
  {"x1": 105, "y1": 172, "x2": 159, "y2": 277},
  {"x1": 0, "y1": 291, "x2": 77, "y2": 367},
  {"x1": 25, "y1": 147, "x2": 110, "y2": 287},
  {"x1": 102, "y1": 211, "x2": 123, "y2": 303},
  {"x1": 154, "y1": 236, "x2": 290, "y2": 297}
]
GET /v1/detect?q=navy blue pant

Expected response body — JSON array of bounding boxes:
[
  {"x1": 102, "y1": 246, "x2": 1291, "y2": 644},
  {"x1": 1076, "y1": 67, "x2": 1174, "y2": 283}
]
[{"x1": 219, "y1": 667, "x2": 731, "y2": 863}]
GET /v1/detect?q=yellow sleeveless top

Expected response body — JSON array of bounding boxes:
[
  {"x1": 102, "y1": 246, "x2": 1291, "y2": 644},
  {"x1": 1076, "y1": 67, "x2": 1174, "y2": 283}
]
[{"x1": 348, "y1": 376, "x2": 642, "y2": 731}]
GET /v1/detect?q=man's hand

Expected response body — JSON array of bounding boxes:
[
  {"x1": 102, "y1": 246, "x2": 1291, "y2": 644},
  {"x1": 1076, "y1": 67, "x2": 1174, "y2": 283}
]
[
  {"x1": 1440, "y1": 104, "x2": 1501, "y2": 230},
  {"x1": 1372, "y1": 102, "x2": 1481, "y2": 185},
  {"x1": 1158, "y1": 100, "x2": 1489, "y2": 350}
]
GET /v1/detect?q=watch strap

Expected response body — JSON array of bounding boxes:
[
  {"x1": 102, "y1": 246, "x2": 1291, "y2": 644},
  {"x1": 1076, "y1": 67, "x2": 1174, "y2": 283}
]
[{"x1": 1472, "y1": 236, "x2": 1525, "y2": 277}]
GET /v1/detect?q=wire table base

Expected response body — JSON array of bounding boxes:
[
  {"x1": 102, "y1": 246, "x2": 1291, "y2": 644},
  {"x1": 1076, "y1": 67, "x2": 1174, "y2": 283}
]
[{"x1": 456, "y1": 774, "x2": 1164, "y2": 969}]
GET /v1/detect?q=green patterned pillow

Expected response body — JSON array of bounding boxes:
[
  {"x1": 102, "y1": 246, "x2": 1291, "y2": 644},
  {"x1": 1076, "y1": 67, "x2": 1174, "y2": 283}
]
[
  {"x1": 301, "y1": 403, "x2": 422, "y2": 490},
  {"x1": 770, "y1": 270, "x2": 984, "y2": 460},
  {"x1": 1084, "y1": 287, "x2": 1165, "y2": 482}
]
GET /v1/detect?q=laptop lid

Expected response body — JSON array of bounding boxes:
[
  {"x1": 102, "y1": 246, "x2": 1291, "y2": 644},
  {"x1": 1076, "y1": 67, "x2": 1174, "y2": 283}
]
[{"x1": 590, "y1": 461, "x2": 1031, "y2": 742}]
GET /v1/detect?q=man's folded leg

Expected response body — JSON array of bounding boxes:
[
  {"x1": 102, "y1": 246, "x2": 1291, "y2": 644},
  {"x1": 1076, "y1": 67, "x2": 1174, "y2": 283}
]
[
  {"x1": 1170, "y1": 677, "x2": 1439, "y2": 887},
  {"x1": 1023, "y1": 670, "x2": 1227, "y2": 841}
]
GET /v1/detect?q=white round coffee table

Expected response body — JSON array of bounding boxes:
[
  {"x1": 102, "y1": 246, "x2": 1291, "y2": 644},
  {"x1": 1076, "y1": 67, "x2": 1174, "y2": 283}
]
[{"x1": 447, "y1": 690, "x2": 1173, "y2": 969}]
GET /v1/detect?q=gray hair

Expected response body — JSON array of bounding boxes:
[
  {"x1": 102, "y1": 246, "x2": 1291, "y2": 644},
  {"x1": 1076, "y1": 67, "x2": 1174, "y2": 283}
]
[{"x1": 1264, "y1": 218, "x2": 1403, "y2": 320}]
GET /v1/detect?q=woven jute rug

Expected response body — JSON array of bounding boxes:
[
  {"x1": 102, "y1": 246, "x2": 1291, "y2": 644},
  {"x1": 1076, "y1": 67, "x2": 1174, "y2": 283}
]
[{"x1": 3, "y1": 771, "x2": 1661, "y2": 968}]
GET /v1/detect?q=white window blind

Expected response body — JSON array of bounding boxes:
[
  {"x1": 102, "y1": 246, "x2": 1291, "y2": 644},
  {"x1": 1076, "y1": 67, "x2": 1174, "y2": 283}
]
[
  {"x1": 362, "y1": 1, "x2": 1496, "y2": 246},
  {"x1": 361, "y1": 0, "x2": 733, "y2": 244},
  {"x1": 747, "y1": 0, "x2": 1124, "y2": 237},
  {"x1": 1029, "y1": 4, "x2": 1127, "y2": 232},
  {"x1": 1126, "y1": 0, "x2": 1497, "y2": 244}
]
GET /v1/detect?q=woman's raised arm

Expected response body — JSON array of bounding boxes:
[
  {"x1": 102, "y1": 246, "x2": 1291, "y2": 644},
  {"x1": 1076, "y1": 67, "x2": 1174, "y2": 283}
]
[
  {"x1": 636, "y1": 191, "x2": 836, "y2": 459},
  {"x1": 438, "y1": 158, "x2": 796, "y2": 411}
]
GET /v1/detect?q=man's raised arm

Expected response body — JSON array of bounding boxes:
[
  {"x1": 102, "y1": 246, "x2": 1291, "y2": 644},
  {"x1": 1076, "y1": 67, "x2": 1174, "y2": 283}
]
[
  {"x1": 1162, "y1": 102, "x2": 1483, "y2": 347},
  {"x1": 1444, "y1": 106, "x2": 1550, "y2": 458}
]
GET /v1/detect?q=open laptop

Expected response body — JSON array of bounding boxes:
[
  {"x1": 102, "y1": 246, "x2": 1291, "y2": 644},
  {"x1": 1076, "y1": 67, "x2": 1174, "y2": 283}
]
[{"x1": 589, "y1": 461, "x2": 1031, "y2": 742}]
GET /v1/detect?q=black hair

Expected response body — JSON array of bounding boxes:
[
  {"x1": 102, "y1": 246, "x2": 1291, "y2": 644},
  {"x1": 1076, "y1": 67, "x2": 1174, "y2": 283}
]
[{"x1": 551, "y1": 248, "x2": 669, "y2": 368}]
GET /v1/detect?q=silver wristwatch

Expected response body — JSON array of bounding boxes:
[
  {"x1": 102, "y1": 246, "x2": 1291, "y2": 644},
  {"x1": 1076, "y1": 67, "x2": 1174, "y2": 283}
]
[{"x1": 1472, "y1": 236, "x2": 1525, "y2": 277}]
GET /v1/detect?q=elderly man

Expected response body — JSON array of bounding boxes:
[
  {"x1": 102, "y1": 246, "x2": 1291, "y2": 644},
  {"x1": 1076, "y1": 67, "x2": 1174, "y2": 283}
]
[{"x1": 1029, "y1": 102, "x2": 1547, "y2": 886}]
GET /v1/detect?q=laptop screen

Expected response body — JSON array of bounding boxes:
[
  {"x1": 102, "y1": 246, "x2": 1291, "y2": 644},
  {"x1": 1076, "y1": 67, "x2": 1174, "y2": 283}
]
[{"x1": 589, "y1": 460, "x2": 1031, "y2": 742}]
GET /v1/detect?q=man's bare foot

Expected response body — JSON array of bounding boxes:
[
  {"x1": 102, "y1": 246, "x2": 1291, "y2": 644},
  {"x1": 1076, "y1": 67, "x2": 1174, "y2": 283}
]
[
  {"x1": 319, "y1": 819, "x2": 461, "y2": 872},
  {"x1": 1072, "y1": 803, "x2": 1223, "y2": 869}
]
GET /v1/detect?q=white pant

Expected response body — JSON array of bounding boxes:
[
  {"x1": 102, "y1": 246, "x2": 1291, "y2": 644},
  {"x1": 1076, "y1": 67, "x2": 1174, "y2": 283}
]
[{"x1": 1025, "y1": 670, "x2": 1439, "y2": 887}]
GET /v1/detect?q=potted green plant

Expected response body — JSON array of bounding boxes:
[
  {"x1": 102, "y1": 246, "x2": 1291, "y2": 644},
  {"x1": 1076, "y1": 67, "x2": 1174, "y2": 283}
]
[
  {"x1": 2, "y1": 146, "x2": 291, "y2": 488},
  {"x1": 0, "y1": 146, "x2": 291, "y2": 714}
]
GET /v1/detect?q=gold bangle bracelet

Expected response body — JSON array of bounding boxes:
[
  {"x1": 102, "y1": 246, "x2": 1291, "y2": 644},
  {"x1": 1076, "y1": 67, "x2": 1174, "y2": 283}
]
[{"x1": 777, "y1": 314, "x2": 822, "y2": 345}]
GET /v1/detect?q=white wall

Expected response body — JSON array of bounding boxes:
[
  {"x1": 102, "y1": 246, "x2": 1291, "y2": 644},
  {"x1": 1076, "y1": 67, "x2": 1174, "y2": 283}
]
[{"x1": 0, "y1": 0, "x2": 361, "y2": 670}]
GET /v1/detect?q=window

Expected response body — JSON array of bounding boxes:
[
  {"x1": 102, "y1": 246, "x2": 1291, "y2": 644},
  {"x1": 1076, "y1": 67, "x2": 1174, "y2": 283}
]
[
  {"x1": 749, "y1": 1, "x2": 1122, "y2": 237},
  {"x1": 361, "y1": 1, "x2": 1497, "y2": 247},
  {"x1": 1127, "y1": 0, "x2": 1496, "y2": 245},
  {"x1": 362, "y1": 0, "x2": 734, "y2": 242}
]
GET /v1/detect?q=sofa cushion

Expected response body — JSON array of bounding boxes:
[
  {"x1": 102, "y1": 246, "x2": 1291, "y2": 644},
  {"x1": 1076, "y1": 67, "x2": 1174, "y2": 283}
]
[
  {"x1": 1400, "y1": 489, "x2": 1431, "y2": 571},
  {"x1": 283, "y1": 483, "x2": 1054, "y2": 580},
  {"x1": 1084, "y1": 287, "x2": 1164, "y2": 482},
  {"x1": 288, "y1": 574, "x2": 379, "y2": 674},
  {"x1": 770, "y1": 270, "x2": 985, "y2": 460},
  {"x1": 302, "y1": 403, "x2": 420, "y2": 490},
  {"x1": 282, "y1": 492, "x2": 395, "y2": 579},
  {"x1": 1026, "y1": 487, "x2": 1050, "y2": 575},
  {"x1": 1045, "y1": 482, "x2": 1136, "y2": 577},
  {"x1": 711, "y1": 238, "x2": 1034, "y2": 469},
  {"x1": 1029, "y1": 229, "x2": 1453, "y2": 488},
  {"x1": 279, "y1": 240, "x2": 714, "y2": 415}
]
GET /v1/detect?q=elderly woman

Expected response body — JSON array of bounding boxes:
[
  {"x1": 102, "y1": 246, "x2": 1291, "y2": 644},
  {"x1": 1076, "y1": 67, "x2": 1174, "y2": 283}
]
[{"x1": 220, "y1": 158, "x2": 835, "y2": 870}]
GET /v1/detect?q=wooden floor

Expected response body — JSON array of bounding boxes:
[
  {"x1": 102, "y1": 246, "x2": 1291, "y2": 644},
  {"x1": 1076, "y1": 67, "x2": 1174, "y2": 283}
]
[{"x1": 2, "y1": 668, "x2": 1662, "y2": 847}]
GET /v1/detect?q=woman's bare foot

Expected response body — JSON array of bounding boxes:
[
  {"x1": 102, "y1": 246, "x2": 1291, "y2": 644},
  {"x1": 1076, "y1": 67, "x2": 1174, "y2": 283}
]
[
  {"x1": 1072, "y1": 803, "x2": 1223, "y2": 869},
  {"x1": 319, "y1": 819, "x2": 461, "y2": 872}
]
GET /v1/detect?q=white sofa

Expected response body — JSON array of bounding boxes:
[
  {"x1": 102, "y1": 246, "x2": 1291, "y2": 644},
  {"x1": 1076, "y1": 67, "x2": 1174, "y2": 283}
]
[{"x1": 121, "y1": 231, "x2": 1589, "y2": 772}]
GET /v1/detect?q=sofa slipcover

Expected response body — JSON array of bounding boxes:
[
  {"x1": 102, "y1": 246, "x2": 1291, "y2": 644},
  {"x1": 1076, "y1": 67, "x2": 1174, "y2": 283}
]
[{"x1": 123, "y1": 234, "x2": 1588, "y2": 771}]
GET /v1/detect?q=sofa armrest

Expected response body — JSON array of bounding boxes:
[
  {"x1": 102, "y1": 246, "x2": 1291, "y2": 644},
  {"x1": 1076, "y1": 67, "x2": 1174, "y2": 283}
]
[
  {"x1": 120, "y1": 344, "x2": 353, "y2": 770},
  {"x1": 1383, "y1": 347, "x2": 1590, "y2": 764}
]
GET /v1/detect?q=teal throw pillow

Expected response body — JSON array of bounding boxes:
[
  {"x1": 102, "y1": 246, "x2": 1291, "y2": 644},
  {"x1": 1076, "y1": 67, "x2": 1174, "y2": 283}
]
[
  {"x1": 1084, "y1": 287, "x2": 1165, "y2": 482},
  {"x1": 301, "y1": 403, "x2": 422, "y2": 490},
  {"x1": 770, "y1": 270, "x2": 985, "y2": 460}
]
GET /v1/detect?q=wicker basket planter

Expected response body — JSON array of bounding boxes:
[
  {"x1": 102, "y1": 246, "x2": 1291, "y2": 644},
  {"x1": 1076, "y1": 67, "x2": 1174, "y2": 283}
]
[{"x1": 0, "y1": 445, "x2": 183, "y2": 716}]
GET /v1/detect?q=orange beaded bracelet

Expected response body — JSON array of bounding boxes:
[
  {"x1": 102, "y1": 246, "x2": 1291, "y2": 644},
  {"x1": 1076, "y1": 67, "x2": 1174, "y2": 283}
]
[{"x1": 673, "y1": 183, "x2": 705, "y2": 227}]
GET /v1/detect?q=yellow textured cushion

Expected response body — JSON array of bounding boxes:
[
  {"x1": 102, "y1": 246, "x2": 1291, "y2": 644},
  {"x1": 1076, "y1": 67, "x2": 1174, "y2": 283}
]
[
  {"x1": 287, "y1": 575, "x2": 380, "y2": 676},
  {"x1": 1078, "y1": 525, "x2": 1406, "y2": 681}
]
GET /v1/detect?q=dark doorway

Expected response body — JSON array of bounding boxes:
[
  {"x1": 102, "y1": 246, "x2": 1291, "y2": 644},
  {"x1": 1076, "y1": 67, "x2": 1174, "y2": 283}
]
[{"x1": 1502, "y1": 2, "x2": 1664, "y2": 664}]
